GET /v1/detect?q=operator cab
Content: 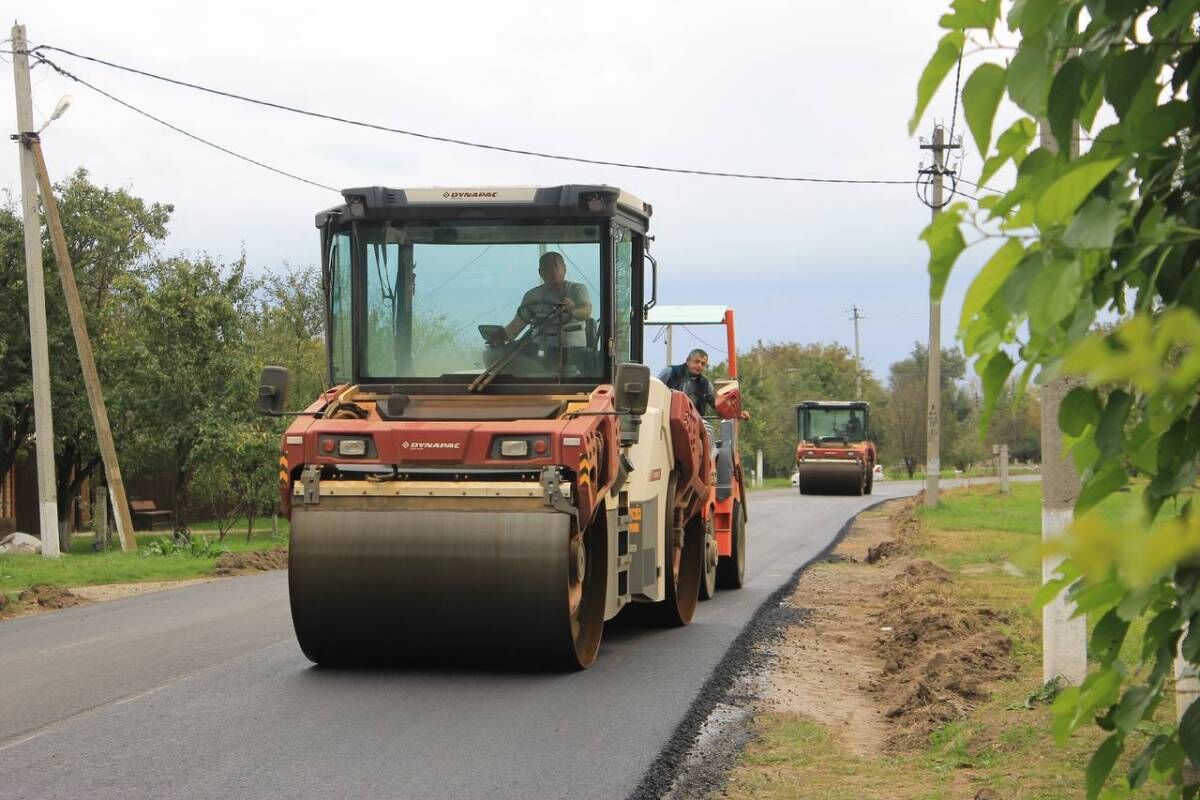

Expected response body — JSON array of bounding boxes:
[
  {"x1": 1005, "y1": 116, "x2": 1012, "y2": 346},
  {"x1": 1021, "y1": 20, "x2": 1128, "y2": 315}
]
[
  {"x1": 795, "y1": 401, "x2": 871, "y2": 445},
  {"x1": 315, "y1": 185, "x2": 652, "y2": 396}
]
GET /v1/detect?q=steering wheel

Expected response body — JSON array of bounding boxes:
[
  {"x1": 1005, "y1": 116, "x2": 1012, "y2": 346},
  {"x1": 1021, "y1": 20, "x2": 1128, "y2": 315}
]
[{"x1": 517, "y1": 301, "x2": 570, "y2": 325}]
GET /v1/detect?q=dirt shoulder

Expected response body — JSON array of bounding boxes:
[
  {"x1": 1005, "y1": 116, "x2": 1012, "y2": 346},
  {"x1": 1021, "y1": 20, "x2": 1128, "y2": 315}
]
[
  {"x1": 762, "y1": 498, "x2": 1015, "y2": 761},
  {"x1": 713, "y1": 492, "x2": 1107, "y2": 800}
]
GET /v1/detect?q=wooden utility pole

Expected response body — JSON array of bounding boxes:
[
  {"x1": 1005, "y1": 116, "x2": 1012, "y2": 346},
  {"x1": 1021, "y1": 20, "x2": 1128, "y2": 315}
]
[
  {"x1": 850, "y1": 305, "x2": 864, "y2": 399},
  {"x1": 11, "y1": 24, "x2": 61, "y2": 557},
  {"x1": 1038, "y1": 113, "x2": 1086, "y2": 686},
  {"x1": 28, "y1": 138, "x2": 138, "y2": 552}
]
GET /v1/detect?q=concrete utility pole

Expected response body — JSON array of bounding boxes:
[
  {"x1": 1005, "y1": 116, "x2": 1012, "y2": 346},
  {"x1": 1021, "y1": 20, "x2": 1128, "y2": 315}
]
[
  {"x1": 920, "y1": 125, "x2": 956, "y2": 507},
  {"x1": 993, "y1": 443, "x2": 1010, "y2": 494},
  {"x1": 29, "y1": 138, "x2": 138, "y2": 552},
  {"x1": 11, "y1": 24, "x2": 61, "y2": 557},
  {"x1": 850, "y1": 305, "x2": 864, "y2": 399},
  {"x1": 1038, "y1": 114, "x2": 1087, "y2": 686},
  {"x1": 1041, "y1": 378, "x2": 1087, "y2": 684},
  {"x1": 665, "y1": 324, "x2": 673, "y2": 365}
]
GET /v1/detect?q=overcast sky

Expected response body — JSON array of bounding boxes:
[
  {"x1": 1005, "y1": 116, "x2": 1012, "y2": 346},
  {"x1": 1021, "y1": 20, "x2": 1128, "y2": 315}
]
[{"x1": 3, "y1": 0, "x2": 1012, "y2": 379}]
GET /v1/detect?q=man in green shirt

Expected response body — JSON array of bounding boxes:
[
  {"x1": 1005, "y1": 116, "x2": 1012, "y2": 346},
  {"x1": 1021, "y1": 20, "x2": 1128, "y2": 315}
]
[{"x1": 503, "y1": 251, "x2": 593, "y2": 348}]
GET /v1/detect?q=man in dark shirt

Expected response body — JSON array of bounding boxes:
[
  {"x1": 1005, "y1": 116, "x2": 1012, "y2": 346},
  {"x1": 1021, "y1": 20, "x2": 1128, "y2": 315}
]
[{"x1": 659, "y1": 348, "x2": 750, "y2": 419}]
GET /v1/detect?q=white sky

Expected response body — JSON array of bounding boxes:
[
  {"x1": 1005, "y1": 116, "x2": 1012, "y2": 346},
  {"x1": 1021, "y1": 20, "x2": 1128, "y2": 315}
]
[{"x1": 2, "y1": 0, "x2": 1015, "y2": 379}]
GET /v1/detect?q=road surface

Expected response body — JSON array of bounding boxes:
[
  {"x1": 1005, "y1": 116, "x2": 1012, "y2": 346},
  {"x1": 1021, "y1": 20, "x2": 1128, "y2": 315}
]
[{"x1": 0, "y1": 480, "x2": 939, "y2": 799}]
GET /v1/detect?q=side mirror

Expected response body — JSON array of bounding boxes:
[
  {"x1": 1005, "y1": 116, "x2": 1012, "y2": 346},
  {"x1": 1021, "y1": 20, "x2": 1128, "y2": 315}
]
[
  {"x1": 258, "y1": 366, "x2": 290, "y2": 416},
  {"x1": 614, "y1": 363, "x2": 651, "y2": 416}
]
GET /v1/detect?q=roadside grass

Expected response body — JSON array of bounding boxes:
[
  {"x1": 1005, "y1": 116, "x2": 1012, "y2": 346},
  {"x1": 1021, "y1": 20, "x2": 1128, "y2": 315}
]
[
  {"x1": 1, "y1": 523, "x2": 288, "y2": 601},
  {"x1": 724, "y1": 481, "x2": 1172, "y2": 799},
  {"x1": 895, "y1": 465, "x2": 1041, "y2": 482},
  {"x1": 750, "y1": 477, "x2": 794, "y2": 492}
]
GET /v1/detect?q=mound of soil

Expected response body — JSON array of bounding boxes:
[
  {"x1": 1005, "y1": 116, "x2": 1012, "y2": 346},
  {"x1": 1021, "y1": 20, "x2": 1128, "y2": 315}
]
[
  {"x1": 211, "y1": 546, "x2": 288, "y2": 576},
  {"x1": 18, "y1": 584, "x2": 87, "y2": 610},
  {"x1": 865, "y1": 540, "x2": 903, "y2": 563},
  {"x1": 870, "y1": 559, "x2": 1015, "y2": 749}
]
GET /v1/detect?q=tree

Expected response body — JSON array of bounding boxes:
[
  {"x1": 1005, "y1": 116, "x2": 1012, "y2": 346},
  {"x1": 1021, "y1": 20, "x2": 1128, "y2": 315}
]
[
  {"x1": 915, "y1": 3, "x2": 1200, "y2": 795},
  {"x1": 105, "y1": 254, "x2": 257, "y2": 537},
  {"x1": 881, "y1": 342, "x2": 969, "y2": 477},
  {"x1": 988, "y1": 381, "x2": 1041, "y2": 463},
  {"x1": 0, "y1": 201, "x2": 33, "y2": 494},
  {"x1": 49, "y1": 171, "x2": 171, "y2": 539},
  {"x1": 255, "y1": 264, "x2": 326, "y2": 404},
  {"x1": 0, "y1": 172, "x2": 171, "y2": 546}
]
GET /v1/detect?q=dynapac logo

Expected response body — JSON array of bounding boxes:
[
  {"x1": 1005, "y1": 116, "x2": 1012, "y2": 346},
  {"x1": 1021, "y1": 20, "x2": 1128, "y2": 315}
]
[
  {"x1": 442, "y1": 191, "x2": 498, "y2": 199},
  {"x1": 402, "y1": 441, "x2": 462, "y2": 450}
]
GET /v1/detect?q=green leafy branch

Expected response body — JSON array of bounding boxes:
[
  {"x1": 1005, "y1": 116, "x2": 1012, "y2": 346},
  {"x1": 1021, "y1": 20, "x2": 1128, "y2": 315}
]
[{"x1": 914, "y1": 0, "x2": 1200, "y2": 797}]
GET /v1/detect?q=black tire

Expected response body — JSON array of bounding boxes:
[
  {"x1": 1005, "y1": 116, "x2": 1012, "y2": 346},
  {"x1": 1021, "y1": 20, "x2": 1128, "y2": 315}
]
[
  {"x1": 649, "y1": 475, "x2": 703, "y2": 626},
  {"x1": 699, "y1": 516, "x2": 717, "y2": 601},
  {"x1": 716, "y1": 501, "x2": 746, "y2": 590}
]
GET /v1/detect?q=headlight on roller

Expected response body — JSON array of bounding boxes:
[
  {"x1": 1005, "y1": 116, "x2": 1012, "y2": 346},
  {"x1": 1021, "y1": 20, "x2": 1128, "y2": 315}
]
[
  {"x1": 338, "y1": 438, "x2": 368, "y2": 457},
  {"x1": 499, "y1": 439, "x2": 529, "y2": 457},
  {"x1": 492, "y1": 435, "x2": 551, "y2": 459}
]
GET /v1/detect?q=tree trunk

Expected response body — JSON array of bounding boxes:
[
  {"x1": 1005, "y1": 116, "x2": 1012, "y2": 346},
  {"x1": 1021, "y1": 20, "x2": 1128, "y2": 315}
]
[
  {"x1": 173, "y1": 462, "x2": 192, "y2": 543},
  {"x1": 246, "y1": 513, "x2": 254, "y2": 543}
]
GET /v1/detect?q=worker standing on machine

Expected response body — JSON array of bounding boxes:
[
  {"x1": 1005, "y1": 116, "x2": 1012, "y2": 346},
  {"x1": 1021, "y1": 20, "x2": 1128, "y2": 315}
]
[{"x1": 659, "y1": 349, "x2": 750, "y2": 420}]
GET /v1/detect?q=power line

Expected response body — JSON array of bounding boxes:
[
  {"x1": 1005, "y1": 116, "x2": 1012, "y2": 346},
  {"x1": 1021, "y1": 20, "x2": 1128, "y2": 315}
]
[
  {"x1": 680, "y1": 325, "x2": 727, "y2": 356},
  {"x1": 28, "y1": 51, "x2": 337, "y2": 192},
  {"x1": 946, "y1": 51, "x2": 964, "y2": 154},
  {"x1": 30, "y1": 44, "x2": 917, "y2": 187},
  {"x1": 424, "y1": 245, "x2": 494, "y2": 298}
]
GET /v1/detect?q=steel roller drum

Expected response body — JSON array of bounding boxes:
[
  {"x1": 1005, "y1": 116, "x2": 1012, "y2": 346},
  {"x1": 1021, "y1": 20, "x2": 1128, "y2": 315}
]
[
  {"x1": 288, "y1": 507, "x2": 605, "y2": 668},
  {"x1": 797, "y1": 462, "x2": 865, "y2": 495}
]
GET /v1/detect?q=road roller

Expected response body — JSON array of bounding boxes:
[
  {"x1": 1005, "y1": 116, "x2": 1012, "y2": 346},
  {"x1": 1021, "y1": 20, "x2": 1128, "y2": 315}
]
[
  {"x1": 794, "y1": 400, "x2": 876, "y2": 495},
  {"x1": 644, "y1": 305, "x2": 748, "y2": 599},
  {"x1": 258, "y1": 185, "x2": 726, "y2": 669}
]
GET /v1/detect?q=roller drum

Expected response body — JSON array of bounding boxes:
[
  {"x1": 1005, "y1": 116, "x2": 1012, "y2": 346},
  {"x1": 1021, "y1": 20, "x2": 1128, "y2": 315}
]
[
  {"x1": 797, "y1": 461, "x2": 865, "y2": 495},
  {"x1": 288, "y1": 507, "x2": 606, "y2": 668}
]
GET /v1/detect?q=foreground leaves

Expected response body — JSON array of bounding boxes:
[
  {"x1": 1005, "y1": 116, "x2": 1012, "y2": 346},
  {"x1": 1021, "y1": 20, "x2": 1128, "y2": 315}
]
[{"x1": 916, "y1": 1, "x2": 1200, "y2": 796}]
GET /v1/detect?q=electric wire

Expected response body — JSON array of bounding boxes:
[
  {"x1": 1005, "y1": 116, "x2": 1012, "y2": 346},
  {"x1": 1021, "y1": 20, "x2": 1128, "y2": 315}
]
[
  {"x1": 27, "y1": 51, "x2": 338, "y2": 192},
  {"x1": 680, "y1": 325, "x2": 727, "y2": 357},
  {"x1": 30, "y1": 44, "x2": 917, "y2": 187},
  {"x1": 946, "y1": 51, "x2": 964, "y2": 155},
  {"x1": 916, "y1": 49, "x2": 973, "y2": 209},
  {"x1": 424, "y1": 245, "x2": 494, "y2": 299}
]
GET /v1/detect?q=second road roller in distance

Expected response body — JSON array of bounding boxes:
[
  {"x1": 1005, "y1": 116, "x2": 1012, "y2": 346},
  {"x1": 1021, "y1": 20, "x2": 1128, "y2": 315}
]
[
  {"x1": 258, "y1": 185, "x2": 746, "y2": 669},
  {"x1": 794, "y1": 400, "x2": 877, "y2": 495}
]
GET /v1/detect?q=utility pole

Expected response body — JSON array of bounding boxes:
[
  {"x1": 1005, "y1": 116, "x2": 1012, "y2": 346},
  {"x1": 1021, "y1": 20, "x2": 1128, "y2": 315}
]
[
  {"x1": 919, "y1": 125, "x2": 957, "y2": 508},
  {"x1": 1038, "y1": 110, "x2": 1087, "y2": 686},
  {"x1": 29, "y1": 138, "x2": 138, "y2": 552},
  {"x1": 665, "y1": 324, "x2": 673, "y2": 365},
  {"x1": 849, "y1": 305, "x2": 864, "y2": 399},
  {"x1": 993, "y1": 443, "x2": 1010, "y2": 494},
  {"x1": 11, "y1": 23, "x2": 61, "y2": 557}
]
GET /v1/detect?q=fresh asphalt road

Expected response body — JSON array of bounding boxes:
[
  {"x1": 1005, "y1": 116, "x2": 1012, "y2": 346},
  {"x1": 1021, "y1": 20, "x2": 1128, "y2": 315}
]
[{"x1": 1, "y1": 479, "x2": 941, "y2": 800}]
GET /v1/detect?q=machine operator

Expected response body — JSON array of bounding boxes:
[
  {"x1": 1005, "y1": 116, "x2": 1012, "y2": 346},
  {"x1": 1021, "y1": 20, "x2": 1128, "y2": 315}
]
[
  {"x1": 503, "y1": 251, "x2": 592, "y2": 349},
  {"x1": 659, "y1": 349, "x2": 751, "y2": 420}
]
